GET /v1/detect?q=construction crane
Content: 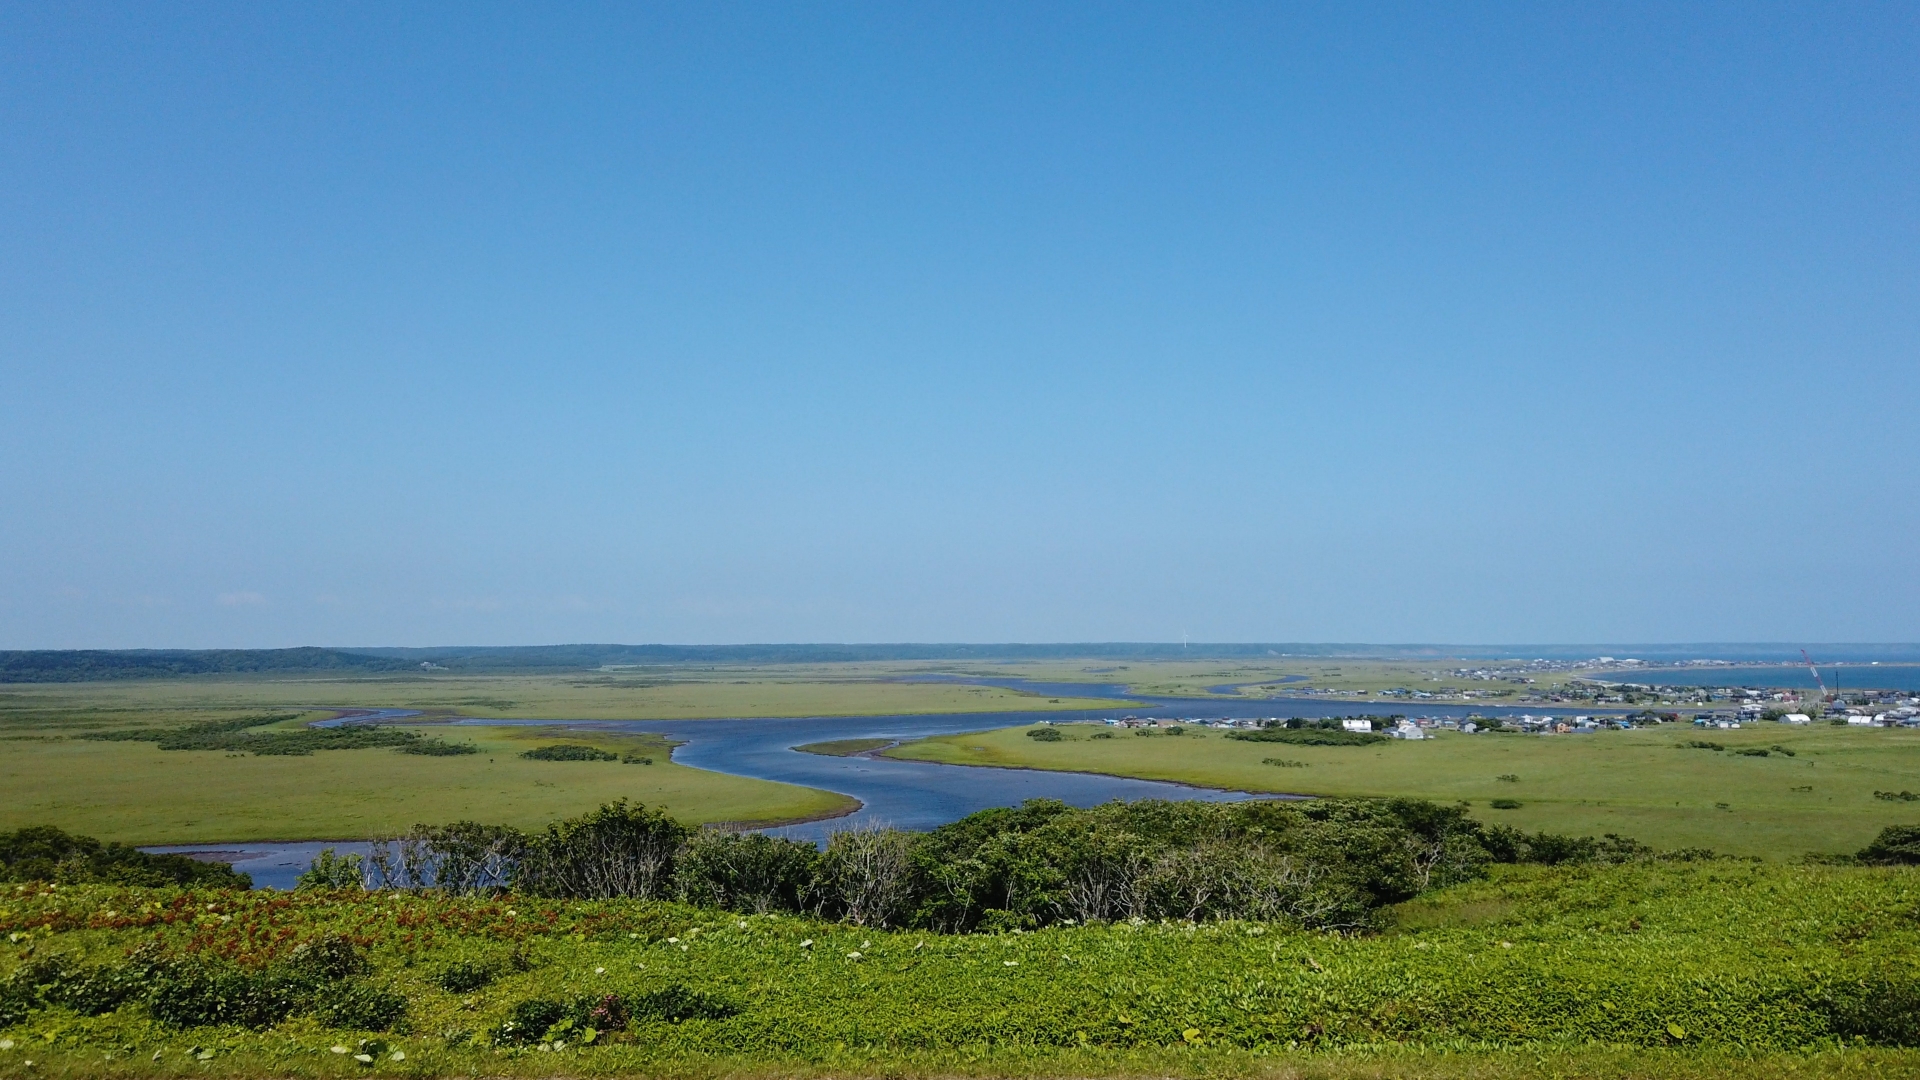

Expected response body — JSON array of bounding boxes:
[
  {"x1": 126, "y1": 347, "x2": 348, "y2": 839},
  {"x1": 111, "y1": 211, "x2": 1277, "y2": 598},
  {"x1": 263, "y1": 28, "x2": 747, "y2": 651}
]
[{"x1": 1801, "y1": 650, "x2": 1830, "y2": 699}]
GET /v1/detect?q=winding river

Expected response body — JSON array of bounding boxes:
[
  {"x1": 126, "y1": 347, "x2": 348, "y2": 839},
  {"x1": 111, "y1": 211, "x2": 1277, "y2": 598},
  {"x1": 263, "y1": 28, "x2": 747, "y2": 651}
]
[{"x1": 149, "y1": 679, "x2": 1621, "y2": 887}]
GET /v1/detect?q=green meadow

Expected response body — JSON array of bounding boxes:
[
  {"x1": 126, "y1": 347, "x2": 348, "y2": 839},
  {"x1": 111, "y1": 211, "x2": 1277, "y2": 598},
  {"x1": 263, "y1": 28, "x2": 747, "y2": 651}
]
[
  {"x1": 888, "y1": 721, "x2": 1920, "y2": 858},
  {"x1": 0, "y1": 667, "x2": 1130, "y2": 843},
  {"x1": 0, "y1": 667, "x2": 1127, "y2": 727},
  {"x1": 2, "y1": 861, "x2": 1916, "y2": 1077},
  {"x1": 0, "y1": 723, "x2": 853, "y2": 844}
]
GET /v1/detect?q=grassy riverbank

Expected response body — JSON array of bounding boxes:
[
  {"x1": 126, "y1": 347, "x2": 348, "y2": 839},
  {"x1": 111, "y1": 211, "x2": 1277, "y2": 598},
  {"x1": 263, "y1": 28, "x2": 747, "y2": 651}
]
[
  {"x1": 0, "y1": 668, "x2": 1129, "y2": 727},
  {"x1": 0, "y1": 665, "x2": 1135, "y2": 844},
  {"x1": 0, "y1": 724, "x2": 854, "y2": 844},
  {"x1": 887, "y1": 722, "x2": 1920, "y2": 858},
  {"x1": 1, "y1": 861, "x2": 1916, "y2": 1078}
]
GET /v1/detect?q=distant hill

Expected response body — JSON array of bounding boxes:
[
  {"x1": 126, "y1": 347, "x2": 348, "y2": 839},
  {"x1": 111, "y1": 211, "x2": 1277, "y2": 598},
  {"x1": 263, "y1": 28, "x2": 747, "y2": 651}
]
[{"x1": 0, "y1": 647, "x2": 413, "y2": 683}]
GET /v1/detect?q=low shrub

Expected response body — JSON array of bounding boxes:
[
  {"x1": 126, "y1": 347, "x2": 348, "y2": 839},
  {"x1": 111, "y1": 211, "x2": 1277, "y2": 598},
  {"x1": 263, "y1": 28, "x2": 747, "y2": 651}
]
[
  {"x1": 1858, "y1": 824, "x2": 1920, "y2": 865},
  {"x1": 1025, "y1": 727, "x2": 1062, "y2": 742},
  {"x1": 2, "y1": 954, "x2": 145, "y2": 1019},
  {"x1": 583, "y1": 992, "x2": 631, "y2": 1031},
  {"x1": 1090, "y1": 730, "x2": 1113, "y2": 739},
  {"x1": 400, "y1": 739, "x2": 478, "y2": 756},
  {"x1": 286, "y1": 933, "x2": 368, "y2": 980},
  {"x1": 621, "y1": 753, "x2": 654, "y2": 764},
  {"x1": 145, "y1": 959, "x2": 301, "y2": 1029},
  {"x1": 1263, "y1": 758, "x2": 1307, "y2": 768},
  {"x1": 494, "y1": 998, "x2": 569, "y2": 1044},
  {"x1": 310, "y1": 982, "x2": 408, "y2": 1031},
  {"x1": 1875, "y1": 791, "x2": 1920, "y2": 802},
  {"x1": 1489, "y1": 799, "x2": 1523, "y2": 809},
  {"x1": 1680, "y1": 740, "x2": 1725, "y2": 751},
  {"x1": 437, "y1": 960, "x2": 495, "y2": 993},
  {"x1": 1733, "y1": 747, "x2": 1770, "y2": 757}
]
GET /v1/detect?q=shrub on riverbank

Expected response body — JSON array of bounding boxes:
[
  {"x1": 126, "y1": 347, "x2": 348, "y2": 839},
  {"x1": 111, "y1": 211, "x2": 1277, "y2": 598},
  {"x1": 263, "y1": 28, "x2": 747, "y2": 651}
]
[
  {"x1": 286, "y1": 797, "x2": 1718, "y2": 934},
  {"x1": 0, "y1": 826, "x2": 249, "y2": 888}
]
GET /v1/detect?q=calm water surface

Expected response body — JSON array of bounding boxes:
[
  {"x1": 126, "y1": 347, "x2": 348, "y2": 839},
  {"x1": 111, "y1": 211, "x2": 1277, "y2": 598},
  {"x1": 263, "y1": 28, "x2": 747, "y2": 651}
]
[{"x1": 150, "y1": 684, "x2": 1628, "y2": 887}]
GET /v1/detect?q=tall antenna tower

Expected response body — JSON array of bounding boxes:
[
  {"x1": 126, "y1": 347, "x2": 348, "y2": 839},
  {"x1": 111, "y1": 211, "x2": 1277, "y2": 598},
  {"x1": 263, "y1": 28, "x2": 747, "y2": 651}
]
[{"x1": 1801, "y1": 650, "x2": 1830, "y2": 699}]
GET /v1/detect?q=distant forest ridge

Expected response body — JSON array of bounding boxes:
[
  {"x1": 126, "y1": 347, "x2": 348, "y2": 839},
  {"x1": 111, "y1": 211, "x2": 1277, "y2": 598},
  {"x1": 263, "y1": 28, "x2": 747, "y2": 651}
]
[{"x1": 3, "y1": 642, "x2": 1920, "y2": 682}]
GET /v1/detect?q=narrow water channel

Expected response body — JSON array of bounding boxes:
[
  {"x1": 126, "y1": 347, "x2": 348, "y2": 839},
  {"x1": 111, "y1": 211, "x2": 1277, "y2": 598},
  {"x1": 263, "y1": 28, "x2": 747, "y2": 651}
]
[{"x1": 149, "y1": 685, "x2": 1617, "y2": 887}]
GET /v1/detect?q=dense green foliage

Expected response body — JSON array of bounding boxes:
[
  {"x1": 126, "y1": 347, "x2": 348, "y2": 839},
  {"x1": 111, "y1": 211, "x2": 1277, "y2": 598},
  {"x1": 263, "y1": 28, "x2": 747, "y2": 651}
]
[
  {"x1": 1858, "y1": 824, "x2": 1920, "y2": 865},
  {"x1": 519, "y1": 744, "x2": 619, "y2": 762},
  {"x1": 306, "y1": 798, "x2": 1691, "y2": 936},
  {"x1": 0, "y1": 827, "x2": 249, "y2": 889},
  {"x1": 1, "y1": 860, "x2": 1917, "y2": 1076},
  {"x1": 2, "y1": 932, "x2": 400, "y2": 1033}
]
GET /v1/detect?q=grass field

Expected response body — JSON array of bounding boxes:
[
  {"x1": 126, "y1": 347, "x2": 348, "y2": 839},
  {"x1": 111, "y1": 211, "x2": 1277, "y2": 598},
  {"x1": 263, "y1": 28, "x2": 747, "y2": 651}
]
[
  {"x1": 888, "y1": 721, "x2": 1920, "y2": 858},
  {"x1": 0, "y1": 724, "x2": 855, "y2": 844},
  {"x1": 0, "y1": 668, "x2": 1124, "y2": 844},
  {"x1": 1, "y1": 861, "x2": 1916, "y2": 1077},
  {"x1": 0, "y1": 668, "x2": 1129, "y2": 730}
]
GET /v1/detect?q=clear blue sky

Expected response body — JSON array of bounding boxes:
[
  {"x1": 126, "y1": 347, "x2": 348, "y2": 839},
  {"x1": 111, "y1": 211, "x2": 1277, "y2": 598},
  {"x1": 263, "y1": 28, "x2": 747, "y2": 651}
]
[{"x1": 2, "y1": 3, "x2": 1915, "y2": 648}]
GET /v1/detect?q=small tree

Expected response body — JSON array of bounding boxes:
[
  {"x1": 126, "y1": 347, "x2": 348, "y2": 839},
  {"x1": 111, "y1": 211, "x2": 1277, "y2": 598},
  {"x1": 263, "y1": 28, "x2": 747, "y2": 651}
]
[
  {"x1": 813, "y1": 823, "x2": 915, "y2": 927},
  {"x1": 516, "y1": 801, "x2": 688, "y2": 899},
  {"x1": 676, "y1": 830, "x2": 817, "y2": 913},
  {"x1": 295, "y1": 848, "x2": 366, "y2": 890}
]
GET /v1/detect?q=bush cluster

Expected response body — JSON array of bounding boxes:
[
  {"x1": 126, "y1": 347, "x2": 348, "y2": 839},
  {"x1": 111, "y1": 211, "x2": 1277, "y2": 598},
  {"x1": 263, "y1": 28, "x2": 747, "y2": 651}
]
[
  {"x1": 520, "y1": 744, "x2": 619, "y2": 761},
  {"x1": 2, "y1": 934, "x2": 404, "y2": 1032},
  {"x1": 78, "y1": 713, "x2": 458, "y2": 756},
  {"x1": 305, "y1": 798, "x2": 1682, "y2": 934},
  {"x1": 492, "y1": 982, "x2": 736, "y2": 1046},
  {"x1": 1858, "y1": 824, "x2": 1920, "y2": 865},
  {"x1": 0, "y1": 826, "x2": 250, "y2": 888}
]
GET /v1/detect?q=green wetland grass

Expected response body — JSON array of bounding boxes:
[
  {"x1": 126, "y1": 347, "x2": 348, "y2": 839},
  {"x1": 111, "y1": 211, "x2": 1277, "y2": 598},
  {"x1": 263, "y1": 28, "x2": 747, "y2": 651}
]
[
  {"x1": 892, "y1": 722, "x2": 1920, "y2": 858},
  {"x1": 2, "y1": 861, "x2": 1918, "y2": 1078}
]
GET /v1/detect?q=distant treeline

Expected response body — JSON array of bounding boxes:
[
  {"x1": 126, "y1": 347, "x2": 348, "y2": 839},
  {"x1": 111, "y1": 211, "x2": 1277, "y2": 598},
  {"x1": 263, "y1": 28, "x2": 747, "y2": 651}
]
[{"x1": 0, "y1": 647, "x2": 411, "y2": 683}]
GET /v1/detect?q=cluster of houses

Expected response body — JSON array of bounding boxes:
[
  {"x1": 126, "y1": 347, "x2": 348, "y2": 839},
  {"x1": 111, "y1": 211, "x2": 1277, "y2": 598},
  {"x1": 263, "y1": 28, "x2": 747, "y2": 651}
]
[
  {"x1": 1046, "y1": 698, "x2": 1920, "y2": 740},
  {"x1": 1711, "y1": 697, "x2": 1920, "y2": 727}
]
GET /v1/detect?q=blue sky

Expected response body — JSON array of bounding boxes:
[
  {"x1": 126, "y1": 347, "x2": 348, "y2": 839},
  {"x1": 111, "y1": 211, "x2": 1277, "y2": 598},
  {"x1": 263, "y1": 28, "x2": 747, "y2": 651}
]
[{"x1": 2, "y1": 3, "x2": 1915, "y2": 648}]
